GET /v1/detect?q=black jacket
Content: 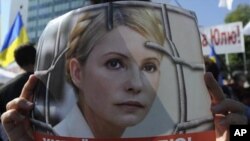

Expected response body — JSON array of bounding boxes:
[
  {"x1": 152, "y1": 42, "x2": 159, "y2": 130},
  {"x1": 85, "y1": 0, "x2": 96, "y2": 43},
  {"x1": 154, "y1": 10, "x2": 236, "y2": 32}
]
[{"x1": 0, "y1": 72, "x2": 33, "y2": 115}]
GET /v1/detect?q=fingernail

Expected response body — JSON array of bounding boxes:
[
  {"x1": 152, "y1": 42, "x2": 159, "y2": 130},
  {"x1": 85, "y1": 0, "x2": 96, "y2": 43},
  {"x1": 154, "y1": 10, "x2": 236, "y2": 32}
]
[
  {"x1": 27, "y1": 101, "x2": 34, "y2": 107},
  {"x1": 29, "y1": 74, "x2": 34, "y2": 79},
  {"x1": 20, "y1": 101, "x2": 33, "y2": 109}
]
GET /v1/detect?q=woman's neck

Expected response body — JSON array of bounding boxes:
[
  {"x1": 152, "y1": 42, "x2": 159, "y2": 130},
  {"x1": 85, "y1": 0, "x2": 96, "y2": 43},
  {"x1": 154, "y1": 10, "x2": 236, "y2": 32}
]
[{"x1": 77, "y1": 102, "x2": 125, "y2": 138}]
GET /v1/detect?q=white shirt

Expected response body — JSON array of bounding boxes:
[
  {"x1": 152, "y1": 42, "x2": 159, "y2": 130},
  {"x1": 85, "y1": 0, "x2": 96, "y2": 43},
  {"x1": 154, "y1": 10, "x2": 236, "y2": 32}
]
[{"x1": 53, "y1": 104, "x2": 94, "y2": 138}]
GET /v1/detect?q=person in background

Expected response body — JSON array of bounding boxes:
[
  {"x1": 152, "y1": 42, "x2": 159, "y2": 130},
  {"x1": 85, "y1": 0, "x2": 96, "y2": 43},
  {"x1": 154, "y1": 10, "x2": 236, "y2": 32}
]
[
  {"x1": 204, "y1": 57, "x2": 250, "y2": 125},
  {"x1": 228, "y1": 71, "x2": 248, "y2": 102},
  {"x1": 0, "y1": 43, "x2": 36, "y2": 141},
  {"x1": 0, "y1": 43, "x2": 36, "y2": 115},
  {"x1": 204, "y1": 57, "x2": 234, "y2": 99}
]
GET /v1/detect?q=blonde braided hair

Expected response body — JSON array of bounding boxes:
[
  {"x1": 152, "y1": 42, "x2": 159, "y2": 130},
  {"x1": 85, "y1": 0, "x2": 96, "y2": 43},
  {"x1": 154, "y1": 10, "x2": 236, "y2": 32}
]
[{"x1": 66, "y1": 7, "x2": 165, "y2": 91}]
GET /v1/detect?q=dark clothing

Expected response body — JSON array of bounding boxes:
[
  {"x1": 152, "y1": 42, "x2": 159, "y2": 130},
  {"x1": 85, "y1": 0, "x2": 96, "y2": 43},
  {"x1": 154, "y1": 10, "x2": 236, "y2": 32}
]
[
  {"x1": 0, "y1": 72, "x2": 32, "y2": 141},
  {"x1": 227, "y1": 83, "x2": 246, "y2": 102},
  {"x1": 221, "y1": 85, "x2": 234, "y2": 98},
  {"x1": 0, "y1": 72, "x2": 32, "y2": 115}
]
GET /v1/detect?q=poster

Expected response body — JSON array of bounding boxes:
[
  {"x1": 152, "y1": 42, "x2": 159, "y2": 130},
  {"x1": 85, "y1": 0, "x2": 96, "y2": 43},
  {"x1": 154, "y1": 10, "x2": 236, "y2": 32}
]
[
  {"x1": 200, "y1": 22, "x2": 245, "y2": 55},
  {"x1": 32, "y1": 1, "x2": 215, "y2": 140}
]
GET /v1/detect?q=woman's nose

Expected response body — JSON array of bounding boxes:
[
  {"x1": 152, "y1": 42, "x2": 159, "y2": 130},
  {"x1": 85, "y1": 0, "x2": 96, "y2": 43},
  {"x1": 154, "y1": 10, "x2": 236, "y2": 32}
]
[{"x1": 125, "y1": 67, "x2": 143, "y2": 94}]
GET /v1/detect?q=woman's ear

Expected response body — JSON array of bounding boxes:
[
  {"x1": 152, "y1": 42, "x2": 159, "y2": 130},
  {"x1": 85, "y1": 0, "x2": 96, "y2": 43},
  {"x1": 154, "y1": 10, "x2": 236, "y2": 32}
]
[{"x1": 69, "y1": 58, "x2": 82, "y2": 88}]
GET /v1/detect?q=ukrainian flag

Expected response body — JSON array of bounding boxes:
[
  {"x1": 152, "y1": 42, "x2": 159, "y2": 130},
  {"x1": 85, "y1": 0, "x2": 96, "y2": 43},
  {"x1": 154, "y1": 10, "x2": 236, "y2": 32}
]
[
  {"x1": 0, "y1": 12, "x2": 29, "y2": 67},
  {"x1": 209, "y1": 44, "x2": 223, "y2": 84},
  {"x1": 209, "y1": 44, "x2": 220, "y2": 66}
]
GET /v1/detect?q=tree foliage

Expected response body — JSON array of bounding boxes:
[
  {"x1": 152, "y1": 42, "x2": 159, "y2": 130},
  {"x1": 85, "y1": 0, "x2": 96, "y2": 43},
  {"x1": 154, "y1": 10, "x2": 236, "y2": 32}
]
[
  {"x1": 225, "y1": 4, "x2": 250, "y2": 25},
  {"x1": 224, "y1": 4, "x2": 250, "y2": 73}
]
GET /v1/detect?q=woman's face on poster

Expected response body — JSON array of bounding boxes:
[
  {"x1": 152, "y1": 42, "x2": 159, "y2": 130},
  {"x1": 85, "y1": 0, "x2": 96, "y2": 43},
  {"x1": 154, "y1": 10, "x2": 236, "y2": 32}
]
[{"x1": 74, "y1": 25, "x2": 161, "y2": 127}]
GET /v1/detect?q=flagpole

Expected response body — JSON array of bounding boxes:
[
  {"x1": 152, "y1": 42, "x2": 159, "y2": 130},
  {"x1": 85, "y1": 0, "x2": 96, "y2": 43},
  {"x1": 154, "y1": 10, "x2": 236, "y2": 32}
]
[
  {"x1": 225, "y1": 53, "x2": 229, "y2": 67},
  {"x1": 225, "y1": 53, "x2": 232, "y2": 81}
]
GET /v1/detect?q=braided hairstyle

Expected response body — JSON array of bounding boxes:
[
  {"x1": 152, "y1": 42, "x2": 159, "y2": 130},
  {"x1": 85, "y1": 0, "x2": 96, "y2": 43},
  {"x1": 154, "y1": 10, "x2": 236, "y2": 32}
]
[{"x1": 66, "y1": 6, "x2": 165, "y2": 91}]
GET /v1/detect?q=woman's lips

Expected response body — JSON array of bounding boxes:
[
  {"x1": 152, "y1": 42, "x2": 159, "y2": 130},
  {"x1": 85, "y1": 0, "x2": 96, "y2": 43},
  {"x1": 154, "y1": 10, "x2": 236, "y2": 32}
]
[{"x1": 115, "y1": 101, "x2": 145, "y2": 109}]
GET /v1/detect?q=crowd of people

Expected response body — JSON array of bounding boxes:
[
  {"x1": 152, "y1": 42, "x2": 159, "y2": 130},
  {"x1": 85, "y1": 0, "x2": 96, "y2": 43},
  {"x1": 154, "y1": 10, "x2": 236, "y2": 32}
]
[{"x1": 204, "y1": 57, "x2": 250, "y2": 122}]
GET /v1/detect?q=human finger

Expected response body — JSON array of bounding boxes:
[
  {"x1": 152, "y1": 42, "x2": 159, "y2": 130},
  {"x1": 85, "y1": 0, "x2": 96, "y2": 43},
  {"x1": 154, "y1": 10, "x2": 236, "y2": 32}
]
[
  {"x1": 219, "y1": 113, "x2": 248, "y2": 126},
  {"x1": 213, "y1": 115, "x2": 229, "y2": 141},
  {"x1": 20, "y1": 75, "x2": 38, "y2": 100},
  {"x1": 1, "y1": 109, "x2": 25, "y2": 129},
  {"x1": 1, "y1": 109, "x2": 34, "y2": 141},
  {"x1": 1, "y1": 109, "x2": 25, "y2": 137},
  {"x1": 6, "y1": 98, "x2": 34, "y2": 112},
  {"x1": 211, "y1": 99, "x2": 247, "y2": 115},
  {"x1": 204, "y1": 72, "x2": 226, "y2": 104}
]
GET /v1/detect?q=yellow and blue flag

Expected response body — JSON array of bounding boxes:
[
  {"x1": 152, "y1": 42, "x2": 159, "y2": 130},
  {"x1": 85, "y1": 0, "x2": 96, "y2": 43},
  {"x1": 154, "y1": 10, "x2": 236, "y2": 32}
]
[
  {"x1": 0, "y1": 12, "x2": 29, "y2": 67},
  {"x1": 209, "y1": 44, "x2": 224, "y2": 84},
  {"x1": 209, "y1": 44, "x2": 220, "y2": 67}
]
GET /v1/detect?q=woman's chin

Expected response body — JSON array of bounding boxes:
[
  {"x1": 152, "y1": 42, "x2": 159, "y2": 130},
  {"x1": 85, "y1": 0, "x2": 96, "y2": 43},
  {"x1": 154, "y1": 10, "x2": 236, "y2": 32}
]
[{"x1": 115, "y1": 114, "x2": 146, "y2": 127}]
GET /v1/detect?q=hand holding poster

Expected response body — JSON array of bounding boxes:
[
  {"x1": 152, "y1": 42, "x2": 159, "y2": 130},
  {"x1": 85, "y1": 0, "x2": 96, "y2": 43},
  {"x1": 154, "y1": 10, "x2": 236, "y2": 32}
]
[{"x1": 0, "y1": 1, "x2": 248, "y2": 141}]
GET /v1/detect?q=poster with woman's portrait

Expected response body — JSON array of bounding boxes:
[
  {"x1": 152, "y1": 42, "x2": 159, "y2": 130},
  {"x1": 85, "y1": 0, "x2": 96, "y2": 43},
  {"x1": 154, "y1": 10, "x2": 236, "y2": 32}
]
[{"x1": 32, "y1": 1, "x2": 215, "y2": 141}]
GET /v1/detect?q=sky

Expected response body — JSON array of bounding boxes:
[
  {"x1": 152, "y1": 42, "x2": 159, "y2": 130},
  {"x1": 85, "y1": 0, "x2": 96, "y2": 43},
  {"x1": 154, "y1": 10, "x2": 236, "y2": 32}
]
[
  {"x1": 1, "y1": 1, "x2": 249, "y2": 28},
  {"x1": 173, "y1": 0, "x2": 250, "y2": 27}
]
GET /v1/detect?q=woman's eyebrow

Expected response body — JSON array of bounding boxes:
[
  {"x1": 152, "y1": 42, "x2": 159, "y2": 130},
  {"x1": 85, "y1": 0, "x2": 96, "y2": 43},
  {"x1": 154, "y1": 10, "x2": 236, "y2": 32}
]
[
  {"x1": 102, "y1": 51, "x2": 129, "y2": 59},
  {"x1": 143, "y1": 57, "x2": 161, "y2": 64}
]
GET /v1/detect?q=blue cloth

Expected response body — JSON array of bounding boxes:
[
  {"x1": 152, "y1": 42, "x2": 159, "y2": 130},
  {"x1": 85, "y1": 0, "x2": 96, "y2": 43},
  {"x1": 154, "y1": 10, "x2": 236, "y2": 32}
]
[
  {"x1": 246, "y1": 106, "x2": 250, "y2": 121},
  {"x1": 0, "y1": 123, "x2": 8, "y2": 141}
]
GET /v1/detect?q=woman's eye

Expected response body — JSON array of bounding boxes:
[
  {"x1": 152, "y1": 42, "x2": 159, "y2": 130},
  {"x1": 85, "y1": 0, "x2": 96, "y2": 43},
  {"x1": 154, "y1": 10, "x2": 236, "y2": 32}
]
[
  {"x1": 106, "y1": 59, "x2": 124, "y2": 70},
  {"x1": 142, "y1": 63, "x2": 157, "y2": 73}
]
